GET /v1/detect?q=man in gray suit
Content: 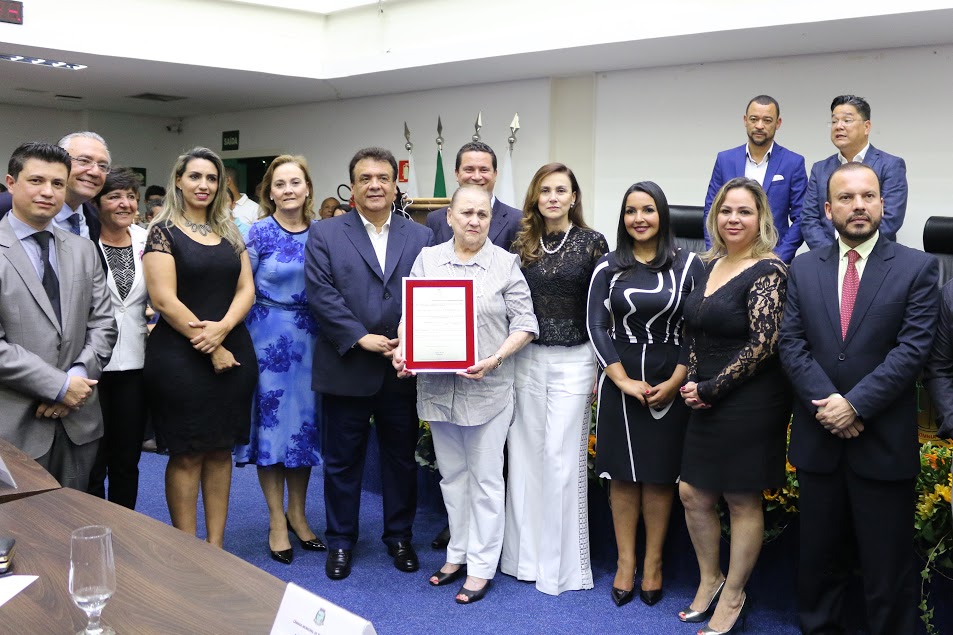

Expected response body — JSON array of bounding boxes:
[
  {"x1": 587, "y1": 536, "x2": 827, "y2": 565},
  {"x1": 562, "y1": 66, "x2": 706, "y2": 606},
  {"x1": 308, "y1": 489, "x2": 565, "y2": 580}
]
[{"x1": 0, "y1": 142, "x2": 116, "y2": 489}]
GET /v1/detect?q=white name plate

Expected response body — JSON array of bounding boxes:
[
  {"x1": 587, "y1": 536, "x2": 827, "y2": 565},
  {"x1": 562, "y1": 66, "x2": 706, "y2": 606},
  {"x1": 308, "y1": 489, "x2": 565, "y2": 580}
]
[{"x1": 270, "y1": 583, "x2": 376, "y2": 635}]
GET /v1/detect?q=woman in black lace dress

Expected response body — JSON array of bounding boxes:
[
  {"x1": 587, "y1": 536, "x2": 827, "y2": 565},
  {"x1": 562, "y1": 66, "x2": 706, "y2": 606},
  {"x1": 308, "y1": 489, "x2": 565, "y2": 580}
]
[
  {"x1": 678, "y1": 177, "x2": 791, "y2": 634},
  {"x1": 143, "y1": 147, "x2": 257, "y2": 547},
  {"x1": 587, "y1": 182, "x2": 704, "y2": 609},
  {"x1": 502, "y1": 163, "x2": 608, "y2": 595}
]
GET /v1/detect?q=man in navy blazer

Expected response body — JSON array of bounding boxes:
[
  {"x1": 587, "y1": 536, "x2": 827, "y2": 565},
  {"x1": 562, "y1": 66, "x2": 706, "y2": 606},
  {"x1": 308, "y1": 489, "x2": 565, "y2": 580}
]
[
  {"x1": 0, "y1": 131, "x2": 108, "y2": 244},
  {"x1": 426, "y1": 141, "x2": 521, "y2": 251},
  {"x1": 704, "y1": 95, "x2": 807, "y2": 263},
  {"x1": 802, "y1": 95, "x2": 907, "y2": 249},
  {"x1": 305, "y1": 147, "x2": 434, "y2": 581},
  {"x1": 778, "y1": 163, "x2": 938, "y2": 635}
]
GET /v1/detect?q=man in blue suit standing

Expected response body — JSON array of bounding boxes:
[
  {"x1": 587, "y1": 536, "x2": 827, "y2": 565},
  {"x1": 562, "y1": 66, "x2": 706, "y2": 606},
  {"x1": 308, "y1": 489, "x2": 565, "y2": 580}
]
[
  {"x1": 779, "y1": 163, "x2": 938, "y2": 635},
  {"x1": 426, "y1": 141, "x2": 521, "y2": 251},
  {"x1": 704, "y1": 95, "x2": 807, "y2": 263},
  {"x1": 802, "y1": 95, "x2": 907, "y2": 248},
  {"x1": 305, "y1": 147, "x2": 434, "y2": 580}
]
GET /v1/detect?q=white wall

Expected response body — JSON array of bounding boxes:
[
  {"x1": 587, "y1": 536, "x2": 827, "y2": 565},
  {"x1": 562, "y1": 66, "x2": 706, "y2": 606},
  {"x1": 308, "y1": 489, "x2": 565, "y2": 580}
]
[
  {"x1": 180, "y1": 78, "x2": 552, "y2": 206},
  {"x1": 594, "y1": 44, "x2": 953, "y2": 250},
  {"x1": 0, "y1": 105, "x2": 180, "y2": 189}
]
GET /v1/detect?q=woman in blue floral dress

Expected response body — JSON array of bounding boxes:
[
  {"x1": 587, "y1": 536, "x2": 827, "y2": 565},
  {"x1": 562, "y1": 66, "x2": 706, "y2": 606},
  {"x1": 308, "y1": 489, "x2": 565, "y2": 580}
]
[{"x1": 234, "y1": 155, "x2": 326, "y2": 564}]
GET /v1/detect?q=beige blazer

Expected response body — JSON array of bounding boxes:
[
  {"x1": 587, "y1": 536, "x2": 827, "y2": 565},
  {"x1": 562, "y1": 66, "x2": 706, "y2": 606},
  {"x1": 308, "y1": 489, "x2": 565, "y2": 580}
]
[{"x1": 0, "y1": 215, "x2": 116, "y2": 458}]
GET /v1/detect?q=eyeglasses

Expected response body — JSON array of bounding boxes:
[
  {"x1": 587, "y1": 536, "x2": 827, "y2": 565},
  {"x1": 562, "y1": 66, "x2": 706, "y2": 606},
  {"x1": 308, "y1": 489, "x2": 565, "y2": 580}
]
[
  {"x1": 70, "y1": 155, "x2": 111, "y2": 174},
  {"x1": 828, "y1": 118, "x2": 861, "y2": 129}
]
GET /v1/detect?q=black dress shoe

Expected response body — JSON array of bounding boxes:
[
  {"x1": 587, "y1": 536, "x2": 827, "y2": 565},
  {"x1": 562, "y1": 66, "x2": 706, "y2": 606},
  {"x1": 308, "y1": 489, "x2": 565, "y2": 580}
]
[
  {"x1": 431, "y1": 525, "x2": 451, "y2": 550},
  {"x1": 387, "y1": 541, "x2": 419, "y2": 572},
  {"x1": 286, "y1": 514, "x2": 327, "y2": 551},
  {"x1": 455, "y1": 579, "x2": 491, "y2": 605},
  {"x1": 612, "y1": 587, "x2": 634, "y2": 607},
  {"x1": 325, "y1": 549, "x2": 352, "y2": 580},
  {"x1": 270, "y1": 547, "x2": 293, "y2": 565},
  {"x1": 640, "y1": 588, "x2": 664, "y2": 606}
]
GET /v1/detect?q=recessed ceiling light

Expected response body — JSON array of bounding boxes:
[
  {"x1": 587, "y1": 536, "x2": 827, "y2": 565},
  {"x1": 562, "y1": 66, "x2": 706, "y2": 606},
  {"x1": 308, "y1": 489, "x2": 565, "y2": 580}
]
[{"x1": 0, "y1": 53, "x2": 87, "y2": 70}]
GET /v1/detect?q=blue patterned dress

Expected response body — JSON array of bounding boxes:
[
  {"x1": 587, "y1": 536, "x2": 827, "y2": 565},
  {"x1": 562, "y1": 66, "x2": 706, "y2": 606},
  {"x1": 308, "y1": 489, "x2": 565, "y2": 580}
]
[{"x1": 234, "y1": 216, "x2": 322, "y2": 467}]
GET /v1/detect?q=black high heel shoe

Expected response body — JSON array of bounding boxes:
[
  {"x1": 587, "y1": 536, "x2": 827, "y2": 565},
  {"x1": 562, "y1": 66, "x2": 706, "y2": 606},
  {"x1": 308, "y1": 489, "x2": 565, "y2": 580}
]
[
  {"x1": 697, "y1": 592, "x2": 749, "y2": 634},
  {"x1": 268, "y1": 531, "x2": 293, "y2": 565},
  {"x1": 611, "y1": 567, "x2": 636, "y2": 607},
  {"x1": 678, "y1": 579, "x2": 725, "y2": 623},
  {"x1": 286, "y1": 514, "x2": 327, "y2": 551},
  {"x1": 640, "y1": 587, "x2": 664, "y2": 606}
]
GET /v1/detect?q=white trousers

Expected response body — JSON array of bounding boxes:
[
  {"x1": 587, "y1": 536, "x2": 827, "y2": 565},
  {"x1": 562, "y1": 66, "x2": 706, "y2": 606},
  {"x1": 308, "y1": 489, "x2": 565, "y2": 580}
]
[
  {"x1": 501, "y1": 342, "x2": 595, "y2": 595},
  {"x1": 430, "y1": 401, "x2": 512, "y2": 580}
]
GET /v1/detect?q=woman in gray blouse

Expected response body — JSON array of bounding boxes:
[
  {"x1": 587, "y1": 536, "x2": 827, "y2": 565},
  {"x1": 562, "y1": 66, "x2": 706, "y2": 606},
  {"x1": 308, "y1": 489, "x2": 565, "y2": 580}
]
[{"x1": 394, "y1": 185, "x2": 538, "y2": 605}]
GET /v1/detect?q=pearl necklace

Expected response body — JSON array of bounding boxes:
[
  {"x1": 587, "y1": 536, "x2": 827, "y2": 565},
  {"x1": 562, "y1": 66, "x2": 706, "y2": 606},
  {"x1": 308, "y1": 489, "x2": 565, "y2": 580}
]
[{"x1": 539, "y1": 223, "x2": 573, "y2": 255}]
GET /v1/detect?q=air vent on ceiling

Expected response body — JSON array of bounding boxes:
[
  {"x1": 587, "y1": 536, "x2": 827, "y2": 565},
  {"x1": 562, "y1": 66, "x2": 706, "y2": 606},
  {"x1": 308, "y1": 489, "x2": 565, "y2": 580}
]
[
  {"x1": 127, "y1": 92, "x2": 186, "y2": 102},
  {"x1": 54, "y1": 94, "x2": 83, "y2": 102}
]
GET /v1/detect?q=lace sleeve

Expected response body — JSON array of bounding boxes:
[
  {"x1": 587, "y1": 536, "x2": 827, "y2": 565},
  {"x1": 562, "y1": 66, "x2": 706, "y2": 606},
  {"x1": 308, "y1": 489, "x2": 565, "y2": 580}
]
[
  {"x1": 697, "y1": 261, "x2": 787, "y2": 404},
  {"x1": 589, "y1": 233, "x2": 609, "y2": 269},
  {"x1": 144, "y1": 225, "x2": 173, "y2": 256}
]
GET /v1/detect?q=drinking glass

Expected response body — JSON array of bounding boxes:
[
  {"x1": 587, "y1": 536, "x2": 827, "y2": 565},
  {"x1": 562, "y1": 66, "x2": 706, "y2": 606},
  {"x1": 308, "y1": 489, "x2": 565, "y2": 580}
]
[{"x1": 68, "y1": 525, "x2": 116, "y2": 635}]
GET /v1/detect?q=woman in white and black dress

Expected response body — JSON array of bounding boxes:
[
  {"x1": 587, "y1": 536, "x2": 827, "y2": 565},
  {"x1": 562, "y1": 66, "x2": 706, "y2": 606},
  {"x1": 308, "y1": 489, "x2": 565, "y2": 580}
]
[{"x1": 586, "y1": 181, "x2": 703, "y2": 608}]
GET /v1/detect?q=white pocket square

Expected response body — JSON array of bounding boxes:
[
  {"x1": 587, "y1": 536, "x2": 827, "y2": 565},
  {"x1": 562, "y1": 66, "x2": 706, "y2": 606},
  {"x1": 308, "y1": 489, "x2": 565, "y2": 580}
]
[{"x1": 772, "y1": 174, "x2": 785, "y2": 182}]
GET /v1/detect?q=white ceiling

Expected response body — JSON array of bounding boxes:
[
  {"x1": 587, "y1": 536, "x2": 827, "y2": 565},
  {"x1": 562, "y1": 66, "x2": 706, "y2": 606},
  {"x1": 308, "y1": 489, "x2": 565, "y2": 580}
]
[{"x1": 1, "y1": 9, "x2": 952, "y2": 119}]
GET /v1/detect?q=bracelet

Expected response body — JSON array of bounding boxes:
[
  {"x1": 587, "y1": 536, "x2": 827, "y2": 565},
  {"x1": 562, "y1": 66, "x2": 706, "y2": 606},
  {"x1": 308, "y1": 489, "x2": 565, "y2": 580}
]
[{"x1": 494, "y1": 354, "x2": 504, "y2": 369}]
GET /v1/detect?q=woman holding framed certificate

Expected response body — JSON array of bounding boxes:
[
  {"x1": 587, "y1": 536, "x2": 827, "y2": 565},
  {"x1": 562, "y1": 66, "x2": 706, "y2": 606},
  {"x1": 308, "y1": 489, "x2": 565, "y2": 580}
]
[
  {"x1": 501, "y1": 163, "x2": 608, "y2": 596},
  {"x1": 394, "y1": 184, "x2": 538, "y2": 605}
]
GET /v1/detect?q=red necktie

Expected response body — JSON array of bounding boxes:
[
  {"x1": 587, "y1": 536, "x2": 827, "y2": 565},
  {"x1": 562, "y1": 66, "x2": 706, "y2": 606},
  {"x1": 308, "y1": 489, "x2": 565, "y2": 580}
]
[{"x1": 841, "y1": 249, "x2": 860, "y2": 340}]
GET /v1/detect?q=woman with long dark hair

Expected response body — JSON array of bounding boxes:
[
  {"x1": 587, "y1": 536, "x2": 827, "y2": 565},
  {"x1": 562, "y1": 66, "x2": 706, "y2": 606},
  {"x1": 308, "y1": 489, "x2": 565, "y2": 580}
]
[
  {"x1": 586, "y1": 181, "x2": 703, "y2": 607},
  {"x1": 502, "y1": 163, "x2": 607, "y2": 595}
]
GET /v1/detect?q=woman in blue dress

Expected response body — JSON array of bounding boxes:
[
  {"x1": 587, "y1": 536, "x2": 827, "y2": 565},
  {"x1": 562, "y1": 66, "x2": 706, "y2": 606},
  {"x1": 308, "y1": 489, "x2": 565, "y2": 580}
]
[{"x1": 234, "y1": 155, "x2": 326, "y2": 564}]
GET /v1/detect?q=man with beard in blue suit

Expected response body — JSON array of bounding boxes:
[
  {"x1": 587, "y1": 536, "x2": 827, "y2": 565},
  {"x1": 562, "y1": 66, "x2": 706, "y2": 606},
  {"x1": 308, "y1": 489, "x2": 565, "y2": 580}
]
[{"x1": 704, "y1": 95, "x2": 807, "y2": 263}]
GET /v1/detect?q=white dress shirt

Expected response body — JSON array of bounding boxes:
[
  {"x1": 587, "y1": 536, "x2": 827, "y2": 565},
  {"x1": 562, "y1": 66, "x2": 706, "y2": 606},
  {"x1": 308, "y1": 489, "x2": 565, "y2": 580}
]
[
  {"x1": 55, "y1": 202, "x2": 90, "y2": 238},
  {"x1": 231, "y1": 193, "x2": 261, "y2": 226},
  {"x1": 838, "y1": 143, "x2": 870, "y2": 165},
  {"x1": 745, "y1": 142, "x2": 774, "y2": 186},
  {"x1": 357, "y1": 210, "x2": 391, "y2": 272}
]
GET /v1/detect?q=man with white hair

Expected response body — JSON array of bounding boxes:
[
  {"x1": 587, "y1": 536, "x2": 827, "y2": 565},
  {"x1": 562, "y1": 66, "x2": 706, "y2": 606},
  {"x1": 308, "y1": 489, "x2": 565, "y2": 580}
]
[{"x1": 0, "y1": 131, "x2": 110, "y2": 242}]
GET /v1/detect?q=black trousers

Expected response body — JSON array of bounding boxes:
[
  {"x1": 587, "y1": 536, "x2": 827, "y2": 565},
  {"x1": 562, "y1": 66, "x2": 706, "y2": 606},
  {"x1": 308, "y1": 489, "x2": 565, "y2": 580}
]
[
  {"x1": 322, "y1": 375, "x2": 418, "y2": 551},
  {"x1": 797, "y1": 465, "x2": 917, "y2": 635},
  {"x1": 88, "y1": 369, "x2": 147, "y2": 509}
]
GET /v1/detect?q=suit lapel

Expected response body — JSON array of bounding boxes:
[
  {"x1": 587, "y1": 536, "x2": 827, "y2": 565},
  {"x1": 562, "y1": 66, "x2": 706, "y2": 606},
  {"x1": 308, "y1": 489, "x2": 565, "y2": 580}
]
[
  {"x1": 53, "y1": 230, "x2": 72, "y2": 335},
  {"x1": 843, "y1": 238, "x2": 891, "y2": 346},
  {"x1": 731, "y1": 146, "x2": 747, "y2": 179},
  {"x1": 343, "y1": 212, "x2": 384, "y2": 280},
  {"x1": 489, "y1": 199, "x2": 508, "y2": 245},
  {"x1": 383, "y1": 217, "x2": 408, "y2": 286},
  {"x1": 0, "y1": 219, "x2": 63, "y2": 333},
  {"x1": 817, "y1": 245, "x2": 842, "y2": 342},
  {"x1": 762, "y1": 146, "x2": 782, "y2": 194},
  {"x1": 862, "y1": 144, "x2": 881, "y2": 171}
]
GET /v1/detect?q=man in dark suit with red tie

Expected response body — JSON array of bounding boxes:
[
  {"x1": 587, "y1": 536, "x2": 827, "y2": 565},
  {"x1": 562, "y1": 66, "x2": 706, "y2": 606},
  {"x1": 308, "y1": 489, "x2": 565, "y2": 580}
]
[{"x1": 778, "y1": 162, "x2": 939, "y2": 635}]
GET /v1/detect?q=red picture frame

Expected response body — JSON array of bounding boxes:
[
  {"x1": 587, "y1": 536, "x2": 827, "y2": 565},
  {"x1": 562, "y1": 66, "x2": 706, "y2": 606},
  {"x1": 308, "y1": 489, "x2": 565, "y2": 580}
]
[{"x1": 403, "y1": 278, "x2": 477, "y2": 372}]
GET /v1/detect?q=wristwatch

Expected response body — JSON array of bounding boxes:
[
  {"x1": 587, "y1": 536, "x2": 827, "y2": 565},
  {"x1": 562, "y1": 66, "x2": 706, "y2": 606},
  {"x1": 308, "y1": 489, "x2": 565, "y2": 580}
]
[{"x1": 494, "y1": 354, "x2": 504, "y2": 369}]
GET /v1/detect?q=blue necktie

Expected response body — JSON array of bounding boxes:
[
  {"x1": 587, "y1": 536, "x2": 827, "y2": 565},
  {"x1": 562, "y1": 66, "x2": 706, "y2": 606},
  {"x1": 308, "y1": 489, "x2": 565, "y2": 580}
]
[{"x1": 67, "y1": 213, "x2": 81, "y2": 235}]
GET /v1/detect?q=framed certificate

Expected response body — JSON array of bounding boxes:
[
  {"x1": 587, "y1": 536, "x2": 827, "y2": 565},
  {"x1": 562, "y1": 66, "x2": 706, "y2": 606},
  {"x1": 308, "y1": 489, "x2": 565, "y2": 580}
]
[{"x1": 403, "y1": 277, "x2": 477, "y2": 373}]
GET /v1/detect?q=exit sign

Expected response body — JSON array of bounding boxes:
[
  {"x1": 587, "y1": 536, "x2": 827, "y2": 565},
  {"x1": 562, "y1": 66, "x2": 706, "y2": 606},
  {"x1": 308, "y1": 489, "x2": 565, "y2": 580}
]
[
  {"x1": 0, "y1": 1, "x2": 23, "y2": 24},
  {"x1": 222, "y1": 130, "x2": 239, "y2": 152}
]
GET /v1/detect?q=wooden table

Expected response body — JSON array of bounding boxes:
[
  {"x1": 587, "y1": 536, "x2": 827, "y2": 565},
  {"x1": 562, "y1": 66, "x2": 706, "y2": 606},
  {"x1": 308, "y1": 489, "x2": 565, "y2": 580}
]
[
  {"x1": 0, "y1": 487, "x2": 285, "y2": 634},
  {"x1": 0, "y1": 438, "x2": 60, "y2": 503}
]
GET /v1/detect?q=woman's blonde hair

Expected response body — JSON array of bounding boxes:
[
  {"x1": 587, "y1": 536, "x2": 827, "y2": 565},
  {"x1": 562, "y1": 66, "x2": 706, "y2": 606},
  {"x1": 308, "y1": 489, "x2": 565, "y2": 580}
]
[
  {"x1": 511, "y1": 162, "x2": 590, "y2": 267},
  {"x1": 151, "y1": 147, "x2": 244, "y2": 254},
  {"x1": 702, "y1": 177, "x2": 777, "y2": 262},
  {"x1": 256, "y1": 155, "x2": 316, "y2": 223}
]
